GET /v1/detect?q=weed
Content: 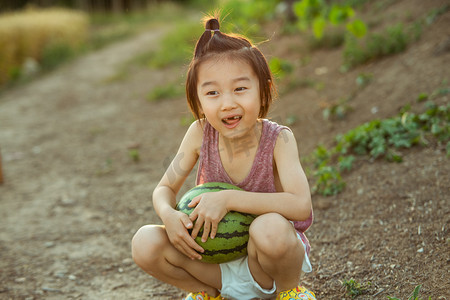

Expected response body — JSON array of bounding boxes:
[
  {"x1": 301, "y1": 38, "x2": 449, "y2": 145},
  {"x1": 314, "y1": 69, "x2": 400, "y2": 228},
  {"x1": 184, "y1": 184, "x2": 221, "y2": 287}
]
[
  {"x1": 128, "y1": 149, "x2": 140, "y2": 162},
  {"x1": 312, "y1": 165, "x2": 345, "y2": 196},
  {"x1": 416, "y1": 93, "x2": 428, "y2": 102},
  {"x1": 88, "y1": 2, "x2": 190, "y2": 50},
  {"x1": 220, "y1": 0, "x2": 278, "y2": 38},
  {"x1": 307, "y1": 27, "x2": 346, "y2": 50},
  {"x1": 148, "y1": 21, "x2": 203, "y2": 69},
  {"x1": 269, "y1": 57, "x2": 294, "y2": 80},
  {"x1": 356, "y1": 73, "x2": 372, "y2": 88},
  {"x1": 180, "y1": 115, "x2": 196, "y2": 127},
  {"x1": 148, "y1": 81, "x2": 184, "y2": 102},
  {"x1": 388, "y1": 284, "x2": 431, "y2": 300},
  {"x1": 342, "y1": 4, "x2": 449, "y2": 69},
  {"x1": 309, "y1": 88, "x2": 449, "y2": 196},
  {"x1": 285, "y1": 115, "x2": 298, "y2": 126},
  {"x1": 322, "y1": 99, "x2": 352, "y2": 120},
  {"x1": 343, "y1": 23, "x2": 409, "y2": 69},
  {"x1": 292, "y1": 0, "x2": 367, "y2": 42},
  {"x1": 41, "y1": 41, "x2": 76, "y2": 70},
  {"x1": 342, "y1": 278, "x2": 371, "y2": 298}
]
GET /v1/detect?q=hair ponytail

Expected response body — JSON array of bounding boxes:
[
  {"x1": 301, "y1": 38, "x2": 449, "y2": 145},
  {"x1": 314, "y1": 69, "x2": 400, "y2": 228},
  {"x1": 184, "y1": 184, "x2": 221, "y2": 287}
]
[{"x1": 193, "y1": 18, "x2": 220, "y2": 58}]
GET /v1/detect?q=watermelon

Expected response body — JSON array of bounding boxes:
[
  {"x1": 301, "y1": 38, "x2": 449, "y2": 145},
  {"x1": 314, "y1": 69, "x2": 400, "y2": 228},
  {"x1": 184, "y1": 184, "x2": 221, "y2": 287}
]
[{"x1": 176, "y1": 182, "x2": 256, "y2": 264}]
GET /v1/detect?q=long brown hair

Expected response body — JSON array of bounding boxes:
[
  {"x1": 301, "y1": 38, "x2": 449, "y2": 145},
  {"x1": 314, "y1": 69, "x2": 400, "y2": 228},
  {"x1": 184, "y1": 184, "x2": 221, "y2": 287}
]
[{"x1": 186, "y1": 16, "x2": 277, "y2": 121}]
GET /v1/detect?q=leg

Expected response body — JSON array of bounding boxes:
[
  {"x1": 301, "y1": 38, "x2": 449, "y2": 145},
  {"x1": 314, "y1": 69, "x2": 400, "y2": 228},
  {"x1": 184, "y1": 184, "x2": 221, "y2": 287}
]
[
  {"x1": 131, "y1": 225, "x2": 222, "y2": 296},
  {"x1": 247, "y1": 213, "x2": 305, "y2": 293}
]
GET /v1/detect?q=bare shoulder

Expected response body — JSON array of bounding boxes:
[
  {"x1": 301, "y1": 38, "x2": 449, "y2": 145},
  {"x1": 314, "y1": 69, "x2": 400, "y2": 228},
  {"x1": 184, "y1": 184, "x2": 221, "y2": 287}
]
[
  {"x1": 181, "y1": 119, "x2": 204, "y2": 155},
  {"x1": 274, "y1": 128, "x2": 299, "y2": 156}
]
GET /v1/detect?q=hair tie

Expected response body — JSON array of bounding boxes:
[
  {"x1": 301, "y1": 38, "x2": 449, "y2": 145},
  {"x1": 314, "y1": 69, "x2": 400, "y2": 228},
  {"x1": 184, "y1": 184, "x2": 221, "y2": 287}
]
[{"x1": 205, "y1": 29, "x2": 220, "y2": 32}]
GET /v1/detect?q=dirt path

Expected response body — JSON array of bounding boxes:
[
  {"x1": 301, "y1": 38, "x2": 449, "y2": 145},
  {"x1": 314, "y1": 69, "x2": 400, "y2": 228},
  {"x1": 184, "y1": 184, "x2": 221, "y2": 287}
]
[
  {"x1": 1, "y1": 1, "x2": 449, "y2": 299},
  {"x1": 0, "y1": 26, "x2": 189, "y2": 299}
]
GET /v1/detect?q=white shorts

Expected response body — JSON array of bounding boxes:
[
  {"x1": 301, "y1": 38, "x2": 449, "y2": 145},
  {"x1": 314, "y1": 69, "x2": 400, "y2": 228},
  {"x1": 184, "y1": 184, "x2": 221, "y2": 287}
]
[{"x1": 219, "y1": 232, "x2": 312, "y2": 300}]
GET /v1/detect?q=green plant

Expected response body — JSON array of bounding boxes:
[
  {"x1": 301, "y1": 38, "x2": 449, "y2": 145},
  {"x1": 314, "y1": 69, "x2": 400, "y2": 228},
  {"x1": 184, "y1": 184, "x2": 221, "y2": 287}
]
[
  {"x1": 342, "y1": 278, "x2": 371, "y2": 298},
  {"x1": 128, "y1": 149, "x2": 140, "y2": 162},
  {"x1": 88, "y1": 2, "x2": 190, "y2": 50},
  {"x1": 342, "y1": 4, "x2": 449, "y2": 69},
  {"x1": 41, "y1": 41, "x2": 76, "y2": 70},
  {"x1": 269, "y1": 57, "x2": 294, "y2": 80},
  {"x1": 220, "y1": 0, "x2": 278, "y2": 38},
  {"x1": 309, "y1": 91, "x2": 449, "y2": 196},
  {"x1": 355, "y1": 73, "x2": 372, "y2": 88},
  {"x1": 343, "y1": 23, "x2": 409, "y2": 69},
  {"x1": 387, "y1": 285, "x2": 431, "y2": 300},
  {"x1": 293, "y1": 0, "x2": 367, "y2": 41},
  {"x1": 148, "y1": 81, "x2": 184, "y2": 102},
  {"x1": 312, "y1": 165, "x2": 345, "y2": 196},
  {"x1": 322, "y1": 99, "x2": 352, "y2": 120},
  {"x1": 148, "y1": 21, "x2": 204, "y2": 69}
]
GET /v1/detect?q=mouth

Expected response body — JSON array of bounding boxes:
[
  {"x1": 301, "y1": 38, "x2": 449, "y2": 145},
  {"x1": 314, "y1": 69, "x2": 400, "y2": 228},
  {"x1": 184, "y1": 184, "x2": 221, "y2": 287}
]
[{"x1": 222, "y1": 115, "x2": 242, "y2": 127}]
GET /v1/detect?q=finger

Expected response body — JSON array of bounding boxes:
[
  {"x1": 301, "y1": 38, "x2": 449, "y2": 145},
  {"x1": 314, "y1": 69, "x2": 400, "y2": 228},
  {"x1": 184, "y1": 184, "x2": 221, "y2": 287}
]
[
  {"x1": 201, "y1": 220, "x2": 211, "y2": 243},
  {"x1": 177, "y1": 241, "x2": 202, "y2": 260},
  {"x1": 180, "y1": 214, "x2": 193, "y2": 229},
  {"x1": 185, "y1": 235, "x2": 205, "y2": 255},
  {"x1": 210, "y1": 222, "x2": 218, "y2": 240},
  {"x1": 189, "y1": 209, "x2": 198, "y2": 222},
  {"x1": 188, "y1": 196, "x2": 200, "y2": 208},
  {"x1": 191, "y1": 216, "x2": 204, "y2": 239}
]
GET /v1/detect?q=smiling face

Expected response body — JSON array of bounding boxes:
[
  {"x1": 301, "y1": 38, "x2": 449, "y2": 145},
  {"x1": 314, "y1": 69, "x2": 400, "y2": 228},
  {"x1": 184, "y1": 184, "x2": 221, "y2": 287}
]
[{"x1": 196, "y1": 56, "x2": 261, "y2": 139}]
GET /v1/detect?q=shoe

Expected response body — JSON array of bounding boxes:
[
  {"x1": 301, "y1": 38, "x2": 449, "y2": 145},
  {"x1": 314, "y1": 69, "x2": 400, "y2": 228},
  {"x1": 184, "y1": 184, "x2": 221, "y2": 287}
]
[
  {"x1": 184, "y1": 291, "x2": 224, "y2": 300},
  {"x1": 276, "y1": 285, "x2": 316, "y2": 300}
]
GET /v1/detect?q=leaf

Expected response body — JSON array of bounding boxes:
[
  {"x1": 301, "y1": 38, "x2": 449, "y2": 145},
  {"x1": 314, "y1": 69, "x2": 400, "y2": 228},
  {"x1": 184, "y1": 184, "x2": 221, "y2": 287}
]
[
  {"x1": 409, "y1": 285, "x2": 421, "y2": 300},
  {"x1": 346, "y1": 19, "x2": 367, "y2": 38},
  {"x1": 338, "y1": 155, "x2": 355, "y2": 171},
  {"x1": 329, "y1": 5, "x2": 354, "y2": 25},
  {"x1": 312, "y1": 16, "x2": 327, "y2": 39}
]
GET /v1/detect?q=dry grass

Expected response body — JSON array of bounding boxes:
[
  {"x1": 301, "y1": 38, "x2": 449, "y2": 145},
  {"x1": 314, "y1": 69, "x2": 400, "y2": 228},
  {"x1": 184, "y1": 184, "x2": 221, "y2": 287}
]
[{"x1": 0, "y1": 7, "x2": 89, "y2": 85}]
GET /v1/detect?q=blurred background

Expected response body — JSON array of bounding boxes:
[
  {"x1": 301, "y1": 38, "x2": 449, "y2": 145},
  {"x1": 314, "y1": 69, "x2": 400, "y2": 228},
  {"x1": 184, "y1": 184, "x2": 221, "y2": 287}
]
[{"x1": 2, "y1": 0, "x2": 163, "y2": 12}]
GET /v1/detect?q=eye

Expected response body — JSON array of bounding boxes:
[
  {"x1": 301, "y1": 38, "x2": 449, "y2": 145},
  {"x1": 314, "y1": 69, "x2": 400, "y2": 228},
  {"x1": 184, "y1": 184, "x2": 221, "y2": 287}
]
[
  {"x1": 206, "y1": 91, "x2": 219, "y2": 96},
  {"x1": 235, "y1": 87, "x2": 247, "y2": 92}
]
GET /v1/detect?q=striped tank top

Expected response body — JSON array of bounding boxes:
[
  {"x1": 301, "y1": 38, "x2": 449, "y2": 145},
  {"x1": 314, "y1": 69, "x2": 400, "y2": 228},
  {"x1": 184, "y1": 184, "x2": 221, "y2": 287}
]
[{"x1": 196, "y1": 119, "x2": 313, "y2": 254}]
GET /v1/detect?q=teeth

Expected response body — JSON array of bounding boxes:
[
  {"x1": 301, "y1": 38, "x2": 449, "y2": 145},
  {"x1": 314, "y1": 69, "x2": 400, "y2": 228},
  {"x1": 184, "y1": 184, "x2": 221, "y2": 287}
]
[
  {"x1": 225, "y1": 116, "x2": 240, "y2": 120},
  {"x1": 222, "y1": 115, "x2": 241, "y2": 125}
]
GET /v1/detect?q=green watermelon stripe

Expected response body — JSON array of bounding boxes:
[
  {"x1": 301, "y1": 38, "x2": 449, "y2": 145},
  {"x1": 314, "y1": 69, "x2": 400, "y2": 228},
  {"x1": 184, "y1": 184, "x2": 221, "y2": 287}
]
[
  {"x1": 200, "y1": 241, "x2": 249, "y2": 257},
  {"x1": 198, "y1": 231, "x2": 249, "y2": 239}
]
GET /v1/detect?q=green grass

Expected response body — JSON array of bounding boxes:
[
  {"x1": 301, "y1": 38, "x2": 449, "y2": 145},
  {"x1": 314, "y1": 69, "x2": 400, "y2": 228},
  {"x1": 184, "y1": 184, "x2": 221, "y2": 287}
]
[
  {"x1": 88, "y1": 2, "x2": 192, "y2": 50},
  {"x1": 148, "y1": 81, "x2": 185, "y2": 102},
  {"x1": 148, "y1": 20, "x2": 204, "y2": 69},
  {"x1": 343, "y1": 23, "x2": 409, "y2": 69}
]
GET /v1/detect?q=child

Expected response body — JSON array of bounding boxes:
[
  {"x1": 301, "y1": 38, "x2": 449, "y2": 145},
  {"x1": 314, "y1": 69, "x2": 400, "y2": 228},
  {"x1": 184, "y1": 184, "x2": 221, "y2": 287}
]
[{"x1": 132, "y1": 16, "x2": 315, "y2": 300}]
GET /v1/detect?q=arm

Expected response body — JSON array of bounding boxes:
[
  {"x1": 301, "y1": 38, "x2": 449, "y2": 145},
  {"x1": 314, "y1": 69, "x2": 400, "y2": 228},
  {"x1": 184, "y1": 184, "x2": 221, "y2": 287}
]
[
  {"x1": 189, "y1": 129, "x2": 312, "y2": 240},
  {"x1": 230, "y1": 129, "x2": 311, "y2": 220},
  {"x1": 152, "y1": 120, "x2": 205, "y2": 260}
]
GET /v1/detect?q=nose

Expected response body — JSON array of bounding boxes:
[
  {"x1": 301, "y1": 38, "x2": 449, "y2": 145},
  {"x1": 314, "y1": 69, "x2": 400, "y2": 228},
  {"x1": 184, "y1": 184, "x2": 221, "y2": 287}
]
[{"x1": 221, "y1": 92, "x2": 237, "y2": 111}]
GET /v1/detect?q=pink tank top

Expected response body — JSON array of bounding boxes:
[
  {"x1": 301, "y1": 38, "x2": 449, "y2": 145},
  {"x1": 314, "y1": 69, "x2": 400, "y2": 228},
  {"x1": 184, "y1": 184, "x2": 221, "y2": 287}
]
[{"x1": 196, "y1": 119, "x2": 312, "y2": 254}]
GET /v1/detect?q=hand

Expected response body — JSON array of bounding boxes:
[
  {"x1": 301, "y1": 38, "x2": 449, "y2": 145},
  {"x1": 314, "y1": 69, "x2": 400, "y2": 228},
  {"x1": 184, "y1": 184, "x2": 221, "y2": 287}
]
[
  {"x1": 188, "y1": 191, "x2": 229, "y2": 242},
  {"x1": 163, "y1": 209, "x2": 204, "y2": 260}
]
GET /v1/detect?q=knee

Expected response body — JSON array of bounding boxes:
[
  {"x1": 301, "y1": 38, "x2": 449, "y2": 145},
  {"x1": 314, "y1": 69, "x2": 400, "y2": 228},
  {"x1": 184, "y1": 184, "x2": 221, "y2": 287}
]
[
  {"x1": 249, "y1": 213, "x2": 297, "y2": 258},
  {"x1": 131, "y1": 225, "x2": 166, "y2": 269}
]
